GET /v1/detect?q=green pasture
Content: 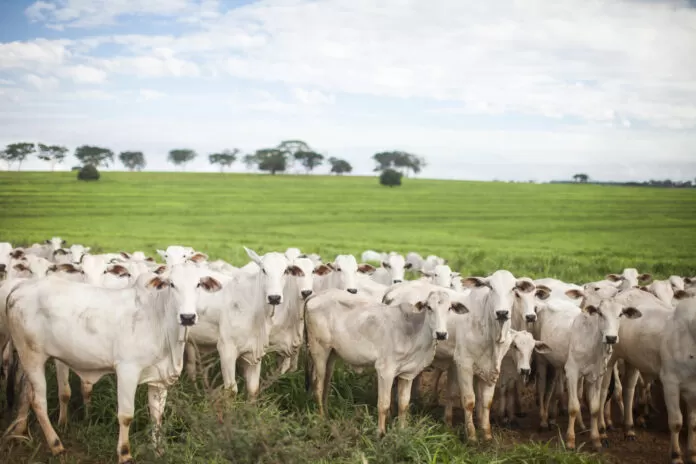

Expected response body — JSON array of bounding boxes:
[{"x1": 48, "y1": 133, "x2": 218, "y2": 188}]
[{"x1": 0, "y1": 171, "x2": 694, "y2": 463}]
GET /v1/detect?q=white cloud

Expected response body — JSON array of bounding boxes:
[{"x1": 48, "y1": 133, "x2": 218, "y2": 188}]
[
  {"x1": 62, "y1": 64, "x2": 107, "y2": 83},
  {"x1": 95, "y1": 48, "x2": 200, "y2": 78},
  {"x1": 138, "y1": 89, "x2": 166, "y2": 101},
  {"x1": 292, "y1": 88, "x2": 335, "y2": 106},
  {"x1": 24, "y1": 74, "x2": 60, "y2": 91},
  {"x1": 0, "y1": 39, "x2": 70, "y2": 70},
  {"x1": 0, "y1": 79, "x2": 14, "y2": 85},
  {"x1": 25, "y1": 0, "x2": 195, "y2": 28}
]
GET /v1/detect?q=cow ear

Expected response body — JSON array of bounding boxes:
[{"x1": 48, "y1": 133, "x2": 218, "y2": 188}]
[
  {"x1": 404, "y1": 262, "x2": 413, "y2": 270},
  {"x1": 286, "y1": 265, "x2": 305, "y2": 277},
  {"x1": 10, "y1": 249, "x2": 25, "y2": 259},
  {"x1": 13, "y1": 263, "x2": 32, "y2": 273},
  {"x1": 674, "y1": 290, "x2": 690, "y2": 300},
  {"x1": 639, "y1": 273, "x2": 653, "y2": 283},
  {"x1": 199, "y1": 276, "x2": 222, "y2": 292},
  {"x1": 565, "y1": 289, "x2": 584, "y2": 300},
  {"x1": 156, "y1": 249, "x2": 167, "y2": 260},
  {"x1": 154, "y1": 265, "x2": 167, "y2": 275},
  {"x1": 462, "y1": 277, "x2": 488, "y2": 288},
  {"x1": 107, "y1": 265, "x2": 131, "y2": 278},
  {"x1": 585, "y1": 305, "x2": 599, "y2": 315},
  {"x1": 147, "y1": 276, "x2": 170, "y2": 290},
  {"x1": 414, "y1": 301, "x2": 427, "y2": 312},
  {"x1": 61, "y1": 239, "x2": 67, "y2": 246},
  {"x1": 120, "y1": 251, "x2": 131, "y2": 259},
  {"x1": 313, "y1": 264, "x2": 332, "y2": 276},
  {"x1": 44, "y1": 239, "x2": 51, "y2": 244},
  {"x1": 622, "y1": 307, "x2": 642, "y2": 319},
  {"x1": 534, "y1": 341, "x2": 552, "y2": 354},
  {"x1": 535, "y1": 285, "x2": 551, "y2": 300},
  {"x1": 515, "y1": 278, "x2": 535, "y2": 293},
  {"x1": 450, "y1": 302, "x2": 469, "y2": 314},
  {"x1": 188, "y1": 252, "x2": 208, "y2": 264},
  {"x1": 358, "y1": 263, "x2": 376, "y2": 274},
  {"x1": 381, "y1": 261, "x2": 391, "y2": 269},
  {"x1": 243, "y1": 246, "x2": 263, "y2": 267},
  {"x1": 606, "y1": 274, "x2": 623, "y2": 282},
  {"x1": 419, "y1": 270, "x2": 434, "y2": 277}
]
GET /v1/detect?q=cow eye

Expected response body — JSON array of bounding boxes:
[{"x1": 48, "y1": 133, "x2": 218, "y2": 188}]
[
  {"x1": 262, "y1": 268, "x2": 267, "y2": 275},
  {"x1": 170, "y1": 283, "x2": 176, "y2": 289}
]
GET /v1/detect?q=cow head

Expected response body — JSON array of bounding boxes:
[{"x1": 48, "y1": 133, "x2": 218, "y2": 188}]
[
  {"x1": 381, "y1": 253, "x2": 406, "y2": 285},
  {"x1": 244, "y1": 246, "x2": 304, "y2": 306},
  {"x1": 509, "y1": 330, "x2": 551, "y2": 377},
  {"x1": 69, "y1": 244, "x2": 90, "y2": 264},
  {"x1": 414, "y1": 289, "x2": 469, "y2": 341},
  {"x1": 159, "y1": 262, "x2": 223, "y2": 326},
  {"x1": 157, "y1": 246, "x2": 196, "y2": 266},
  {"x1": 326, "y1": 254, "x2": 374, "y2": 294},
  {"x1": 585, "y1": 300, "x2": 642, "y2": 345},
  {"x1": 292, "y1": 257, "x2": 316, "y2": 300}
]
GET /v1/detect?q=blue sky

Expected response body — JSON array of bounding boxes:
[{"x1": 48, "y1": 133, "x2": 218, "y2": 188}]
[{"x1": 1, "y1": 0, "x2": 695, "y2": 181}]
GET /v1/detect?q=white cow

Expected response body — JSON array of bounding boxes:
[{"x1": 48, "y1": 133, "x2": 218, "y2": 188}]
[
  {"x1": 533, "y1": 278, "x2": 583, "y2": 305},
  {"x1": 420, "y1": 264, "x2": 460, "y2": 288},
  {"x1": 660, "y1": 293, "x2": 696, "y2": 464},
  {"x1": 643, "y1": 279, "x2": 676, "y2": 307},
  {"x1": 605, "y1": 268, "x2": 652, "y2": 290},
  {"x1": 214, "y1": 247, "x2": 304, "y2": 400},
  {"x1": 563, "y1": 300, "x2": 642, "y2": 451},
  {"x1": 5, "y1": 263, "x2": 222, "y2": 463},
  {"x1": 370, "y1": 252, "x2": 407, "y2": 286},
  {"x1": 312, "y1": 255, "x2": 375, "y2": 294},
  {"x1": 284, "y1": 247, "x2": 302, "y2": 262},
  {"x1": 440, "y1": 271, "x2": 540, "y2": 441},
  {"x1": 156, "y1": 245, "x2": 195, "y2": 266},
  {"x1": 304, "y1": 288, "x2": 468, "y2": 435},
  {"x1": 68, "y1": 244, "x2": 91, "y2": 264},
  {"x1": 361, "y1": 250, "x2": 383, "y2": 263},
  {"x1": 23, "y1": 237, "x2": 66, "y2": 261},
  {"x1": 405, "y1": 251, "x2": 424, "y2": 272}
]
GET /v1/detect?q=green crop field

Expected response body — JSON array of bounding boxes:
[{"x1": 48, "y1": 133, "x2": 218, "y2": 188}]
[{"x1": 1, "y1": 171, "x2": 695, "y2": 463}]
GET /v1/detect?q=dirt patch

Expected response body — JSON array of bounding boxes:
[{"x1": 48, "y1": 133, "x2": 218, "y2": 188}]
[{"x1": 417, "y1": 370, "x2": 681, "y2": 464}]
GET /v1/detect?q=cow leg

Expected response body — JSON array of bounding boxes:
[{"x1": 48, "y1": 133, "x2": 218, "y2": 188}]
[
  {"x1": 478, "y1": 381, "x2": 496, "y2": 441},
  {"x1": 497, "y1": 383, "x2": 508, "y2": 425},
  {"x1": 147, "y1": 384, "x2": 168, "y2": 455},
  {"x1": 444, "y1": 363, "x2": 457, "y2": 427},
  {"x1": 81, "y1": 380, "x2": 94, "y2": 420},
  {"x1": 184, "y1": 341, "x2": 197, "y2": 380},
  {"x1": 622, "y1": 364, "x2": 642, "y2": 440},
  {"x1": 377, "y1": 372, "x2": 396, "y2": 437},
  {"x1": 322, "y1": 352, "x2": 337, "y2": 413},
  {"x1": 586, "y1": 379, "x2": 605, "y2": 450},
  {"x1": 278, "y1": 355, "x2": 292, "y2": 376},
  {"x1": 542, "y1": 372, "x2": 559, "y2": 430},
  {"x1": 610, "y1": 363, "x2": 625, "y2": 428},
  {"x1": 217, "y1": 339, "x2": 239, "y2": 398},
  {"x1": 55, "y1": 359, "x2": 71, "y2": 429},
  {"x1": 397, "y1": 377, "x2": 414, "y2": 429},
  {"x1": 599, "y1": 356, "x2": 617, "y2": 435},
  {"x1": 309, "y1": 344, "x2": 330, "y2": 417},
  {"x1": 27, "y1": 358, "x2": 65, "y2": 455},
  {"x1": 506, "y1": 384, "x2": 518, "y2": 427},
  {"x1": 8, "y1": 376, "x2": 32, "y2": 435},
  {"x1": 565, "y1": 371, "x2": 581, "y2": 451},
  {"x1": 514, "y1": 377, "x2": 526, "y2": 418},
  {"x1": 455, "y1": 365, "x2": 477, "y2": 442},
  {"x1": 289, "y1": 349, "x2": 301, "y2": 372},
  {"x1": 432, "y1": 368, "x2": 444, "y2": 406},
  {"x1": 662, "y1": 379, "x2": 684, "y2": 464},
  {"x1": 116, "y1": 367, "x2": 139, "y2": 464},
  {"x1": 537, "y1": 360, "x2": 550, "y2": 429},
  {"x1": 550, "y1": 373, "x2": 565, "y2": 426},
  {"x1": 686, "y1": 396, "x2": 696, "y2": 464},
  {"x1": 240, "y1": 360, "x2": 262, "y2": 402}
]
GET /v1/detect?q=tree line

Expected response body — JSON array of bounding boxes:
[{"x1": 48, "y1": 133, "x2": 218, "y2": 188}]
[{"x1": 0, "y1": 140, "x2": 428, "y2": 179}]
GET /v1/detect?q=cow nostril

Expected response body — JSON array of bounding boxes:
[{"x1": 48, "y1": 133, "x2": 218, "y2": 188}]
[
  {"x1": 495, "y1": 310, "x2": 509, "y2": 321},
  {"x1": 347, "y1": 288, "x2": 357, "y2": 294},
  {"x1": 605, "y1": 335, "x2": 618, "y2": 344},
  {"x1": 525, "y1": 314, "x2": 537, "y2": 323},
  {"x1": 268, "y1": 295, "x2": 282, "y2": 305},
  {"x1": 435, "y1": 331, "x2": 447, "y2": 341},
  {"x1": 393, "y1": 280, "x2": 402, "y2": 284},
  {"x1": 520, "y1": 368, "x2": 531, "y2": 376},
  {"x1": 179, "y1": 314, "x2": 196, "y2": 326},
  {"x1": 301, "y1": 290, "x2": 313, "y2": 299}
]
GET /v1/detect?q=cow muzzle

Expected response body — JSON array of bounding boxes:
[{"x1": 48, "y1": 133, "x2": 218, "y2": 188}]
[
  {"x1": 301, "y1": 290, "x2": 313, "y2": 299},
  {"x1": 519, "y1": 368, "x2": 531, "y2": 376},
  {"x1": 435, "y1": 331, "x2": 448, "y2": 341},
  {"x1": 268, "y1": 294, "x2": 282, "y2": 305},
  {"x1": 179, "y1": 314, "x2": 197, "y2": 326},
  {"x1": 393, "y1": 279, "x2": 402, "y2": 284},
  {"x1": 525, "y1": 314, "x2": 537, "y2": 323},
  {"x1": 605, "y1": 335, "x2": 618, "y2": 345},
  {"x1": 347, "y1": 288, "x2": 357, "y2": 294},
  {"x1": 496, "y1": 310, "x2": 510, "y2": 321}
]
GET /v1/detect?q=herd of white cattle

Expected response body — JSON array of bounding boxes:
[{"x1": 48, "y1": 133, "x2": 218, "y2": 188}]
[{"x1": 0, "y1": 238, "x2": 695, "y2": 464}]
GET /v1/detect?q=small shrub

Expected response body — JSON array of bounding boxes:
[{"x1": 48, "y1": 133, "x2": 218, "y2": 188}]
[
  {"x1": 71, "y1": 165, "x2": 81, "y2": 171},
  {"x1": 379, "y1": 169, "x2": 402, "y2": 187},
  {"x1": 77, "y1": 164, "x2": 100, "y2": 181}
]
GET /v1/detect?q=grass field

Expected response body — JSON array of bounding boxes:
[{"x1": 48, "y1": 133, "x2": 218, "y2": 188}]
[{"x1": 1, "y1": 171, "x2": 695, "y2": 463}]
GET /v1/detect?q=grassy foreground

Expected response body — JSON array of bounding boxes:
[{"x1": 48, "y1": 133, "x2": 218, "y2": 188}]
[{"x1": 1, "y1": 171, "x2": 695, "y2": 463}]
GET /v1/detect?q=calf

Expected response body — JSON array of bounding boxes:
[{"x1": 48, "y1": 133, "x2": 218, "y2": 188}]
[
  {"x1": 304, "y1": 288, "x2": 468, "y2": 436},
  {"x1": 5, "y1": 263, "x2": 222, "y2": 463}
]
